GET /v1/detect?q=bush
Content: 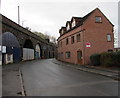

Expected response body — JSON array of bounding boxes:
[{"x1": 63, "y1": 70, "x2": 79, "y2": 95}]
[
  {"x1": 115, "y1": 51, "x2": 120, "y2": 66},
  {"x1": 90, "y1": 54, "x2": 101, "y2": 66},
  {"x1": 100, "y1": 52, "x2": 115, "y2": 66},
  {"x1": 91, "y1": 51, "x2": 120, "y2": 67}
]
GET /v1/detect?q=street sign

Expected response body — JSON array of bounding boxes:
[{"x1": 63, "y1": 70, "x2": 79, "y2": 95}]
[
  {"x1": 2, "y1": 46, "x2": 6, "y2": 53},
  {"x1": 86, "y1": 42, "x2": 91, "y2": 48}
]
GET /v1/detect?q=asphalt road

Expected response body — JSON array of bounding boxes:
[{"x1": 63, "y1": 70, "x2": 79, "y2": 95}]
[
  {"x1": 0, "y1": 66, "x2": 2, "y2": 97},
  {"x1": 20, "y1": 59, "x2": 118, "y2": 96}
]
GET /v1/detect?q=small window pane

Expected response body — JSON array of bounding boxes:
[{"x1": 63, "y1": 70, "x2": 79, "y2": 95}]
[
  {"x1": 77, "y1": 34, "x2": 80, "y2": 42},
  {"x1": 67, "y1": 24, "x2": 70, "y2": 31},
  {"x1": 66, "y1": 52, "x2": 71, "y2": 58},
  {"x1": 107, "y1": 34, "x2": 111, "y2": 41},
  {"x1": 62, "y1": 30, "x2": 64, "y2": 34},
  {"x1": 66, "y1": 38, "x2": 69, "y2": 45},
  {"x1": 72, "y1": 20, "x2": 76, "y2": 28},
  {"x1": 96, "y1": 17, "x2": 102, "y2": 22},
  {"x1": 71, "y1": 36, "x2": 75, "y2": 44}
]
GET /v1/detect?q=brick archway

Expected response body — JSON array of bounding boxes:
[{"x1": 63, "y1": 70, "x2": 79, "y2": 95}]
[{"x1": 2, "y1": 32, "x2": 21, "y2": 64}]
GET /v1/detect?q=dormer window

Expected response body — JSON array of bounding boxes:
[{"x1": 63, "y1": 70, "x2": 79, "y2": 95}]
[
  {"x1": 61, "y1": 27, "x2": 66, "y2": 35},
  {"x1": 67, "y1": 24, "x2": 70, "y2": 31},
  {"x1": 61, "y1": 29, "x2": 64, "y2": 35},
  {"x1": 72, "y1": 19, "x2": 76, "y2": 28}
]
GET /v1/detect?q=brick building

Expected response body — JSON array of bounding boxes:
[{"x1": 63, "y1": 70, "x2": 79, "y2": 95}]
[{"x1": 57, "y1": 8, "x2": 114, "y2": 65}]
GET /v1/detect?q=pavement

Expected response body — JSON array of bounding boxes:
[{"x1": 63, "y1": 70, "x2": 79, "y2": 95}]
[
  {"x1": 52, "y1": 59, "x2": 120, "y2": 81},
  {"x1": 2, "y1": 63, "x2": 23, "y2": 96}
]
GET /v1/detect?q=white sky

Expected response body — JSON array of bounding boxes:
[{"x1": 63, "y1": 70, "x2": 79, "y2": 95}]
[{"x1": 1, "y1": 0, "x2": 119, "y2": 47}]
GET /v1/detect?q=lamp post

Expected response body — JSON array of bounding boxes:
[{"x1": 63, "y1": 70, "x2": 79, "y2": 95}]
[{"x1": 18, "y1": 6, "x2": 20, "y2": 25}]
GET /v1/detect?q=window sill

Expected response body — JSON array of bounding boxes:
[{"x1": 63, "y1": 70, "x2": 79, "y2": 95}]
[
  {"x1": 95, "y1": 22, "x2": 102, "y2": 23},
  {"x1": 66, "y1": 58, "x2": 70, "y2": 59}
]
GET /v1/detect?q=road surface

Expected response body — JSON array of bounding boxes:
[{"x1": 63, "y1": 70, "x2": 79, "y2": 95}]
[{"x1": 20, "y1": 59, "x2": 118, "y2": 96}]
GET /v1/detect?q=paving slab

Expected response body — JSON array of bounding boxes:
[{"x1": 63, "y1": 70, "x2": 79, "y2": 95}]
[{"x1": 2, "y1": 63, "x2": 22, "y2": 96}]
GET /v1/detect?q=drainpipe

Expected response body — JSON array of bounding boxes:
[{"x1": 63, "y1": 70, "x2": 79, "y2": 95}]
[{"x1": 82, "y1": 26, "x2": 86, "y2": 65}]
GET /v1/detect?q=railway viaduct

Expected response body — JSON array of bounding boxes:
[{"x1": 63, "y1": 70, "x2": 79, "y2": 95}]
[{"x1": 0, "y1": 14, "x2": 57, "y2": 64}]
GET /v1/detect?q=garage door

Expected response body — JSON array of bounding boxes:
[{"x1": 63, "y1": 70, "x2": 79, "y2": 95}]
[{"x1": 23, "y1": 48, "x2": 34, "y2": 61}]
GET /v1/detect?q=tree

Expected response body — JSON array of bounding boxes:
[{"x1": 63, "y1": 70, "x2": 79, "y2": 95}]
[
  {"x1": 32, "y1": 31, "x2": 57, "y2": 43},
  {"x1": 50, "y1": 36, "x2": 57, "y2": 43}
]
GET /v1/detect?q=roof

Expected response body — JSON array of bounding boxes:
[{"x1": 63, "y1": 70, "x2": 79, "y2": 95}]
[
  {"x1": 66, "y1": 21, "x2": 71, "y2": 25},
  {"x1": 65, "y1": 9, "x2": 95, "y2": 33},
  {"x1": 76, "y1": 8, "x2": 96, "y2": 26},
  {"x1": 58, "y1": 8, "x2": 114, "y2": 40},
  {"x1": 78, "y1": 8, "x2": 114, "y2": 26},
  {"x1": 71, "y1": 17, "x2": 82, "y2": 24},
  {"x1": 71, "y1": 17, "x2": 82, "y2": 21},
  {"x1": 61, "y1": 27, "x2": 66, "y2": 30},
  {"x1": 61, "y1": 26, "x2": 66, "y2": 28},
  {"x1": 96, "y1": 8, "x2": 114, "y2": 26}
]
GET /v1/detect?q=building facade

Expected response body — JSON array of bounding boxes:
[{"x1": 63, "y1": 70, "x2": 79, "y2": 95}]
[{"x1": 57, "y1": 8, "x2": 114, "y2": 65}]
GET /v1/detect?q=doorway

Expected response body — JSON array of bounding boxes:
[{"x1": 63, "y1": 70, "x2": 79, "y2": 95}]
[{"x1": 77, "y1": 50, "x2": 82, "y2": 65}]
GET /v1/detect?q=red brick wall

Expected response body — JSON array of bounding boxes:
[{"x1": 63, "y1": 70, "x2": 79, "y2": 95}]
[
  {"x1": 57, "y1": 8, "x2": 114, "y2": 65},
  {"x1": 58, "y1": 26, "x2": 84, "y2": 64},
  {"x1": 83, "y1": 9, "x2": 114, "y2": 64}
]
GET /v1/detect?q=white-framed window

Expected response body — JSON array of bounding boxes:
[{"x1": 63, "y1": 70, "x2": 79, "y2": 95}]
[
  {"x1": 76, "y1": 34, "x2": 81, "y2": 42},
  {"x1": 67, "y1": 24, "x2": 70, "y2": 31},
  {"x1": 66, "y1": 38, "x2": 69, "y2": 45},
  {"x1": 72, "y1": 19, "x2": 76, "y2": 28},
  {"x1": 71, "y1": 36, "x2": 75, "y2": 44},
  {"x1": 107, "y1": 34, "x2": 111, "y2": 41},
  {"x1": 61, "y1": 29, "x2": 64, "y2": 35},
  {"x1": 66, "y1": 51, "x2": 71, "y2": 58},
  {"x1": 95, "y1": 16, "x2": 102, "y2": 23}
]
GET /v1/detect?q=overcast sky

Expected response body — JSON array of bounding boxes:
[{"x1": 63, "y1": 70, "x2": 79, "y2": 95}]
[{"x1": 1, "y1": 0, "x2": 119, "y2": 47}]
